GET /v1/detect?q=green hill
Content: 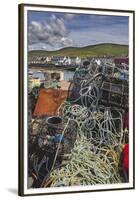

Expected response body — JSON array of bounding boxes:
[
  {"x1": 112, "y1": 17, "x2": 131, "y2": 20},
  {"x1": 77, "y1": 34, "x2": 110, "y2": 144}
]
[{"x1": 28, "y1": 43, "x2": 128, "y2": 61}]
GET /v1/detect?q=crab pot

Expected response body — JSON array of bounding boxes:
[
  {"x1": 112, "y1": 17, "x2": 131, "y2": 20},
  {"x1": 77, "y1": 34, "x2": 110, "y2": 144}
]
[
  {"x1": 46, "y1": 116, "x2": 63, "y2": 136},
  {"x1": 100, "y1": 81, "x2": 128, "y2": 108}
]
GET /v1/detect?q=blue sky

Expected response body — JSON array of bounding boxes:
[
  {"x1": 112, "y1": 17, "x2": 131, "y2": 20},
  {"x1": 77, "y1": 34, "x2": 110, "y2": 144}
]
[{"x1": 28, "y1": 11, "x2": 129, "y2": 51}]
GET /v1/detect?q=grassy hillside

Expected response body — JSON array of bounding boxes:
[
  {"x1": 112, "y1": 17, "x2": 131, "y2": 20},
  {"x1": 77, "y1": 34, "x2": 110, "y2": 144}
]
[{"x1": 28, "y1": 43, "x2": 128, "y2": 61}]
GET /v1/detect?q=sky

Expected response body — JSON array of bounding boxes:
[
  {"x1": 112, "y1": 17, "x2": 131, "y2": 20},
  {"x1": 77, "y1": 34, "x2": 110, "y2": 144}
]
[{"x1": 28, "y1": 11, "x2": 129, "y2": 51}]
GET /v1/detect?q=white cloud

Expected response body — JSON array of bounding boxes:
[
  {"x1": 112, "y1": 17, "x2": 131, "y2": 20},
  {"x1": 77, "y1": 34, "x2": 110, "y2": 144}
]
[
  {"x1": 28, "y1": 15, "x2": 73, "y2": 50},
  {"x1": 64, "y1": 13, "x2": 76, "y2": 20}
]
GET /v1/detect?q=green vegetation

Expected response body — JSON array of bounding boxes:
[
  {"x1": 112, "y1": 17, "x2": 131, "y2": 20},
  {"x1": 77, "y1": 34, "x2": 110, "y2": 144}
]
[{"x1": 28, "y1": 43, "x2": 128, "y2": 61}]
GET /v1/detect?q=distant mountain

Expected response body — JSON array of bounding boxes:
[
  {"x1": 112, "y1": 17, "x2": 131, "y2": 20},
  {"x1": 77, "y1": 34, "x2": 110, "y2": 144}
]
[{"x1": 28, "y1": 43, "x2": 128, "y2": 60}]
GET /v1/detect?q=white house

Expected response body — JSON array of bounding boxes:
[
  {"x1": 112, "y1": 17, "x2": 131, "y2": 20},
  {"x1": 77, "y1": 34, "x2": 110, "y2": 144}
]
[{"x1": 76, "y1": 57, "x2": 81, "y2": 65}]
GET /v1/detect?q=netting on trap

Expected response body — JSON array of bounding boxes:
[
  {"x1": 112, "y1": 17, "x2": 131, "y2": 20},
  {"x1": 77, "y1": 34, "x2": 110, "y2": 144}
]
[{"x1": 100, "y1": 81, "x2": 128, "y2": 108}]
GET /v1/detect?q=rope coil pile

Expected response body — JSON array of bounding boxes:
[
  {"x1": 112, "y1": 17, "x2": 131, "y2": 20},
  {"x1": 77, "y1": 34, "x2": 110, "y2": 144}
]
[
  {"x1": 29, "y1": 59, "x2": 128, "y2": 187},
  {"x1": 48, "y1": 60, "x2": 128, "y2": 186},
  {"x1": 49, "y1": 103, "x2": 125, "y2": 187}
]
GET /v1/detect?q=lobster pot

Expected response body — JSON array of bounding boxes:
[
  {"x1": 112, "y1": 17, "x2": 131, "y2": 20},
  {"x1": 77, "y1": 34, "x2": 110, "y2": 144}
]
[
  {"x1": 100, "y1": 81, "x2": 128, "y2": 108},
  {"x1": 102, "y1": 65, "x2": 115, "y2": 76},
  {"x1": 63, "y1": 120, "x2": 78, "y2": 154},
  {"x1": 46, "y1": 116, "x2": 63, "y2": 136}
]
